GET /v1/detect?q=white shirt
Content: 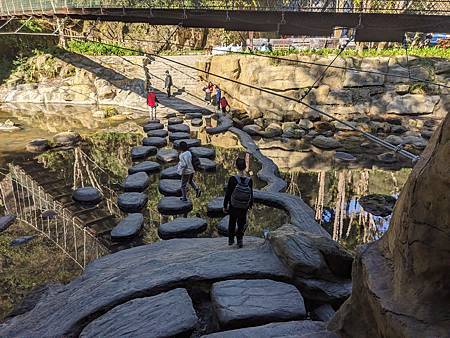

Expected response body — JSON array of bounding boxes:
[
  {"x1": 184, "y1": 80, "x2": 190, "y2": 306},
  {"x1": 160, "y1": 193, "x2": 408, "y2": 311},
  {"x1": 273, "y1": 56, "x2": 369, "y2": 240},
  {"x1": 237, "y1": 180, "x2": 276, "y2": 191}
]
[{"x1": 177, "y1": 151, "x2": 194, "y2": 175}]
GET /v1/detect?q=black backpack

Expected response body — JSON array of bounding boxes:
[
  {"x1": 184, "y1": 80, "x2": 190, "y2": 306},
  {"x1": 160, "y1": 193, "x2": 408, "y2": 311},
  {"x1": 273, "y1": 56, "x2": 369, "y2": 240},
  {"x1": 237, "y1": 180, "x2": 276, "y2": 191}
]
[
  {"x1": 231, "y1": 176, "x2": 252, "y2": 209},
  {"x1": 190, "y1": 152, "x2": 201, "y2": 171}
]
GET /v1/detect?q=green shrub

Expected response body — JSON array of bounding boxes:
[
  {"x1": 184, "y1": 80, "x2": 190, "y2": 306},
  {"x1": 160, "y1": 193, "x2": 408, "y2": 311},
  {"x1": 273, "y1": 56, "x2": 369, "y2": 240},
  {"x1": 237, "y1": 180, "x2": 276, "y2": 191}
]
[{"x1": 67, "y1": 40, "x2": 140, "y2": 56}]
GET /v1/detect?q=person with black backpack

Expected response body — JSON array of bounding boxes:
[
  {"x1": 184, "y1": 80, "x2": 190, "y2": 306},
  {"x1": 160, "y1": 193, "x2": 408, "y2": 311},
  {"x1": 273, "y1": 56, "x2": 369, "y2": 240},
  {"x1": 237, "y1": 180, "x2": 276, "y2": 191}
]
[{"x1": 223, "y1": 158, "x2": 253, "y2": 248}]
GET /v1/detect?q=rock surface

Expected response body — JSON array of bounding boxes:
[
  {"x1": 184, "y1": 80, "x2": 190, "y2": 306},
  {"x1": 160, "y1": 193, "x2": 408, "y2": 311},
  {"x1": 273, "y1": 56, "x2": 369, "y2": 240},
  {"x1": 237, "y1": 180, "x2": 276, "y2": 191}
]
[
  {"x1": 198, "y1": 158, "x2": 217, "y2": 171},
  {"x1": 207, "y1": 197, "x2": 225, "y2": 217},
  {"x1": 158, "y1": 217, "x2": 207, "y2": 239},
  {"x1": 80, "y1": 288, "x2": 198, "y2": 338},
  {"x1": 147, "y1": 129, "x2": 168, "y2": 138},
  {"x1": 168, "y1": 123, "x2": 190, "y2": 133},
  {"x1": 111, "y1": 213, "x2": 144, "y2": 241},
  {"x1": 158, "y1": 179, "x2": 182, "y2": 197},
  {"x1": 143, "y1": 122, "x2": 164, "y2": 131},
  {"x1": 72, "y1": 187, "x2": 102, "y2": 205},
  {"x1": 168, "y1": 117, "x2": 183, "y2": 125},
  {"x1": 0, "y1": 215, "x2": 16, "y2": 233},
  {"x1": 117, "y1": 192, "x2": 148, "y2": 213},
  {"x1": 157, "y1": 196, "x2": 193, "y2": 215},
  {"x1": 160, "y1": 165, "x2": 180, "y2": 179},
  {"x1": 26, "y1": 139, "x2": 50, "y2": 152},
  {"x1": 123, "y1": 172, "x2": 150, "y2": 192},
  {"x1": 156, "y1": 149, "x2": 179, "y2": 163},
  {"x1": 10, "y1": 236, "x2": 35, "y2": 247},
  {"x1": 142, "y1": 137, "x2": 167, "y2": 148},
  {"x1": 173, "y1": 138, "x2": 201, "y2": 149},
  {"x1": 359, "y1": 194, "x2": 397, "y2": 217},
  {"x1": 128, "y1": 161, "x2": 161, "y2": 175},
  {"x1": 53, "y1": 132, "x2": 81, "y2": 146},
  {"x1": 312, "y1": 136, "x2": 342, "y2": 150},
  {"x1": 211, "y1": 279, "x2": 306, "y2": 329},
  {"x1": 169, "y1": 132, "x2": 191, "y2": 141},
  {"x1": 130, "y1": 145, "x2": 157, "y2": 160},
  {"x1": 190, "y1": 146, "x2": 216, "y2": 159}
]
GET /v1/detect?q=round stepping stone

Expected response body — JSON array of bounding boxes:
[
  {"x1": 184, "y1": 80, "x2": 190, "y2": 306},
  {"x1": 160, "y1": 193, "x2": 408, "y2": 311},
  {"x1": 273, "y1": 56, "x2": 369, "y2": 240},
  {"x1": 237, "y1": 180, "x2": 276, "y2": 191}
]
[
  {"x1": 198, "y1": 158, "x2": 217, "y2": 172},
  {"x1": 168, "y1": 124, "x2": 190, "y2": 133},
  {"x1": 158, "y1": 196, "x2": 193, "y2": 215},
  {"x1": 143, "y1": 137, "x2": 167, "y2": 148},
  {"x1": 165, "y1": 112, "x2": 177, "y2": 118},
  {"x1": 0, "y1": 215, "x2": 16, "y2": 233},
  {"x1": 190, "y1": 146, "x2": 215, "y2": 159},
  {"x1": 128, "y1": 161, "x2": 161, "y2": 175},
  {"x1": 111, "y1": 213, "x2": 144, "y2": 241},
  {"x1": 168, "y1": 117, "x2": 184, "y2": 125},
  {"x1": 156, "y1": 149, "x2": 179, "y2": 163},
  {"x1": 216, "y1": 216, "x2": 230, "y2": 236},
  {"x1": 185, "y1": 112, "x2": 203, "y2": 119},
  {"x1": 131, "y1": 146, "x2": 157, "y2": 160},
  {"x1": 169, "y1": 132, "x2": 191, "y2": 141},
  {"x1": 147, "y1": 119, "x2": 160, "y2": 124},
  {"x1": 143, "y1": 122, "x2": 164, "y2": 132},
  {"x1": 80, "y1": 289, "x2": 198, "y2": 338},
  {"x1": 173, "y1": 138, "x2": 201, "y2": 149},
  {"x1": 72, "y1": 187, "x2": 102, "y2": 206},
  {"x1": 118, "y1": 192, "x2": 148, "y2": 213},
  {"x1": 160, "y1": 165, "x2": 180, "y2": 179},
  {"x1": 191, "y1": 118, "x2": 203, "y2": 127},
  {"x1": 207, "y1": 197, "x2": 225, "y2": 217},
  {"x1": 123, "y1": 172, "x2": 150, "y2": 192},
  {"x1": 147, "y1": 129, "x2": 168, "y2": 138},
  {"x1": 211, "y1": 279, "x2": 306, "y2": 329},
  {"x1": 159, "y1": 179, "x2": 182, "y2": 197},
  {"x1": 158, "y1": 217, "x2": 207, "y2": 240}
]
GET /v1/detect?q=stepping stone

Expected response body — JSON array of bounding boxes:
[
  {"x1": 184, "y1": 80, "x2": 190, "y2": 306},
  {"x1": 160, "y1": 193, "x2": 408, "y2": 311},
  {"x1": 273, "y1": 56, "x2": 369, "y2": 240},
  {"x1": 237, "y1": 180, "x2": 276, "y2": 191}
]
[
  {"x1": 190, "y1": 146, "x2": 215, "y2": 159},
  {"x1": 147, "y1": 129, "x2": 168, "y2": 138},
  {"x1": 128, "y1": 161, "x2": 161, "y2": 175},
  {"x1": 216, "y1": 216, "x2": 229, "y2": 236},
  {"x1": 169, "y1": 132, "x2": 191, "y2": 141},
  {"x1": 165, "y1": 112, "x2": 177, "y2": 118},
  {"x1": 147, "y1": 119, "x2": 160, "y2": 124},
  {"x1": 198, "y1": 158, "x2": 217, "y2": 172},
  {"x1": 173, "y1": 138, "x2": 201, "y2": 149},
  {"x1": 143, "y1": 137, "x2": 167, "y2": 148},
  {"x1": 211, "y1": 279, "x2": 306, "y2": 329},
  {"x1": 160, "y1": 165, "x2": 180, "y2": 179},
  {"x1": 156, "y1": 149, "x2": 179, "y2": 163},
  {"x1": 168, "y1": 124, "x2": 190, "y2": 133},
  {"x1": 26, "y1": 139, "x2": 50, "y2": 153},
  {"x1": 53, "y1": 132, "x2": 81, "y2": 146},
  {"x1": 191, "y1": 118, "x2": 203, "y2": 127},
  {"x1": 158, "y1": 196, "x2": 193, "y2": 215},
  {"x1": 123, "y1": 172, "x2": 150, "y2": 192},
  {"x1": 158, "y1": 217, "x2": 207, "y2": 239},
  {"x1": 143, "y1": 122, "x2": 164, "y2": 132},
  {"x1": 0, "y1": 215, "x2": 16, "y2": 233},
  {"x1": 41, "y1": 210, "x2": 57, "y2": 219},
  {"x1": 10, "y1": 236, "x2": 35, "y2": 247},
  {"x1": 131, "y1": 146, "x2": 157, "y2": 160},
  {"x1": 117, "y1": 192, "x2": 148, "y2": 213},
  {"x1": 72, "y1": 187, "x2": 102, "y2": 206},
  {"x1": 159, "y1": 179, "x2": 182, "y2": 197},
  {"x1": 80, "y1": 289, "x2": 198, "y2": 338},
  {"x1": 207, "y1": 197, "x2": 225, "y2": 217},
  {"x1": 185, "y1": 112, "x2": 203, "y2": 119},
  {"x1": 168, "y1": 117, "x2": 184, "y2": 125},
  {"x1": 111, "y1": 213, "x2": 144, "y2": 241}
]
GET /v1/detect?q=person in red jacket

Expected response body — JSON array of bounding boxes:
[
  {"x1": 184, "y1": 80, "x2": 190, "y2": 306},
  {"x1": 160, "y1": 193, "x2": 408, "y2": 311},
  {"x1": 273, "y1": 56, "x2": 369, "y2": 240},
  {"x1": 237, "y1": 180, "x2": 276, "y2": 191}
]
[
  {"x1": 220, "y1": 96, "x2": 230, "y2": 114},
  {"x1": 147, "y1": 89, "x2": 159, "y2": 120}
]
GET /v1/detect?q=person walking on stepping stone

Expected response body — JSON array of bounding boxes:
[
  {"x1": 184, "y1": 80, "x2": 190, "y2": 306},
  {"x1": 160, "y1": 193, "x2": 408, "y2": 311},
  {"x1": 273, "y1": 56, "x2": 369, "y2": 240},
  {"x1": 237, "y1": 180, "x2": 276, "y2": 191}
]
[
  {"x1": 147, "y1": 88, "x2": 159, "y2": 120},
  {"x1": 223, "y1": 158, "x2": 253, "y2": 248},
  {"x1": 164, "y1": 70, "x2": 173, "y2": 98},
  {"x1": 177, "y1": 141, "x2": 201, "y2": 202}
]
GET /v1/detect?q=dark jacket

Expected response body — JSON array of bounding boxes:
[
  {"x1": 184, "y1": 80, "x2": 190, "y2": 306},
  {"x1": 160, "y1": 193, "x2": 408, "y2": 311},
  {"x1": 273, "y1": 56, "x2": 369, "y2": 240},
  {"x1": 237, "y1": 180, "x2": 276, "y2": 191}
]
[
  {"x1": 165, "y1": 74, "x2": 173, "y2": 88},
  {"x1": 224, "y1": 175, "x2": 254, "y2": 210}
]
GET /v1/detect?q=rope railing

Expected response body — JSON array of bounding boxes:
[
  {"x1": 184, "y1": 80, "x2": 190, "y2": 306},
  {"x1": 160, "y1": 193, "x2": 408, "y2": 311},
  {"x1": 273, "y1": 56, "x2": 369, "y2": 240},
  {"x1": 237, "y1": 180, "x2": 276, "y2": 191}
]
[{"x1": 1, "y1": 0, "x2": 449, "y2": 16}]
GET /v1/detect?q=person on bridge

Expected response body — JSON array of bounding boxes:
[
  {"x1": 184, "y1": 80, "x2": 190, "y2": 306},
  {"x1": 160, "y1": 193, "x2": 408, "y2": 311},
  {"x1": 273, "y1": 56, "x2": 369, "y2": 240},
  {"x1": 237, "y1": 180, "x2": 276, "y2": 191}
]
[
  {"x1": 147, "y1": 88, "x2": 159, "y2": 120},
  {"x1": 220, "y1": 96, "x2": 230, "y2": 113},
  {"x1": 177, "y1": 141, "x2": 202, "y2": 202},
  {"x1": 164, "y1": 70, "x2": 173, "y2": 98},
  {"x1": 223, "y1": 157, "x2": 254, "y2": 248}
]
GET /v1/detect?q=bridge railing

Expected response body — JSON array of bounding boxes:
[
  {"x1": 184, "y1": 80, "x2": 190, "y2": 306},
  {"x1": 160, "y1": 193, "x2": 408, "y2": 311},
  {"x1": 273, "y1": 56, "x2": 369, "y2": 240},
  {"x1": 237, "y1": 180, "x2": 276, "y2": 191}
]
[{"x1": 1, "y1": 0, "x2": 450, "y2": 16}]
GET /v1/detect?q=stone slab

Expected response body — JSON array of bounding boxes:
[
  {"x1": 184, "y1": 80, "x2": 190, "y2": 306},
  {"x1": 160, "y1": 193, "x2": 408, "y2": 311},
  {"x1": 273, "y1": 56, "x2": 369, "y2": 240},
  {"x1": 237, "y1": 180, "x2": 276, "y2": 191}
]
[
  {"x1": 142, "y1": 137, "x2": 167, "y2": 148},
  {"x1": 156, "y1": 149, "x2": 179, "y2": 163},
  {"x1": 185, "y1": 112, "x2": 203, "y2": 119},
  {"x1": 158, "y1": 217, "x2": 207, "y2": 239},
  {"x1": 147, "y1": 129, "x2": 168, "y2": 138},
  {"x1": 160, "y1": 165, "x2": 181, "y2": 179},
  {"x1": 207, "y1": 197, "x2": 225, "y2": 217},
  {"x1": 216, "y1": 216, "x2": 230, "y2": 236},
  {"x1": 128, "y1": 161, "x2": 161, "y2": 175},
  {"x1": 143, "y1": 122, "x2": 164, "y2": 132},
  {"x1": 169, "y1": 132, "x2": 191, "y2": 141},
  {"x1": 173, "y1": 138, "x2": 201, "y2": 149},
  {"x1": 206, "y1": 115, "x2": 233, "y2": 135},
  {"x1": 190, "y1": 147, "x2": 216, "y2": 159},
  {"x1": 117, "y1": 193, "x2": 148, "y2": 213},
  {"x1": 111, "y1": 213, "x2": 144, "y2": 241},
  {"x1": 198, "y1": 158, "x2": 217, "y2": 172},
  {"x1": 0, "y1": 215, "x2": 16, "y2": 233},
  {"x1": 295, "y1": 277, "x2": 352, "y2": 305},
  {"x1": 191, "y1": 118, "x2": 203, "y2": 126},
  {"x1": 123, "y1": 172, "x2": 150, "y2": 192},
  {"x1": 80, "y1": 288, "x2": 198, "y2": 338},
  {"x1": 211, "y1": 279, "x2": 306, "y2": 329},
  {"x1": 168, "y1": 117, "x2": 184, "y2": 125},
  {"x1": 168, "y1": 124, "x2": 190, "y2": 133},
  {"x1": 72, "y1": 187, "x2": 102, "y2": 205},
  {"x1": 157, "y1": 196, "x2": 193, "y2": 215},
  {"x1": 131, "y1": 146, "x2": 157, "y2": 160},
  {"x1": 159, "y1": 179, "x2": 182, "y2": 197}
]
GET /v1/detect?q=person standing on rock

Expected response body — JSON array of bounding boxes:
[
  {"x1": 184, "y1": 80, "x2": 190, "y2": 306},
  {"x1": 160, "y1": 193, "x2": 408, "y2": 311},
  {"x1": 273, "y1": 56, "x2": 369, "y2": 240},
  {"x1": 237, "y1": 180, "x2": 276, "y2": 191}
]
[
  {"x1": 223, "y1": 158, "x2": 254, "y2": 248},
  {"x1": 177, "y1": 141, "x2": 202, "y2": 202},
  {"x1": 164, "y1": 70, "x2": 173, "y2": 98},
  {"x1": 220, "y1": 96, "x2": 230, "y2": 114},
  {"x1": 147, "y1": 88, "x2": 159, "y2": 120}
]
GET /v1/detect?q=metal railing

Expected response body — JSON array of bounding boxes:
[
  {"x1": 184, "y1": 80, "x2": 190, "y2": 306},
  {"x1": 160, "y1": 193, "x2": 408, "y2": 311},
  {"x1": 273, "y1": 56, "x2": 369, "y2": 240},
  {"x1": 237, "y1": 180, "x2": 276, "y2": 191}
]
[{"x1": 1, "y1": 0, "x2": 449, "y2": 16}]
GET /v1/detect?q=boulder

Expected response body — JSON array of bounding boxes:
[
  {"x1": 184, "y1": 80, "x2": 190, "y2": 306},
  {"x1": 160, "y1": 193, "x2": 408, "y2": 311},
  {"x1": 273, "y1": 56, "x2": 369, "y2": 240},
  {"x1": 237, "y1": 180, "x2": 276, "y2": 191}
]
[
  {"x1": 160, "y1": 165, "x2": 180, "y2": 179},
  {"x1": 128, "y1": 161, "x2": 160, "y2": 175},
  {"x1": 261, "y1": 123, "x2": 283, "y2": 138},
  {"x1": 312, "y1": 136, "x2": 342, "y2": 149},
  {"x1": 334, "y1": 152, "x2": 356, "y2": 162},
  {"x1": 117, "y1": 192, "x2": 148, "y2": 213},
  {"x1": 191, "y1": 118, "x2": 203, "y2": 126},
  {"x1": 111, "y1": 213, "x2": 144, "y2": 241},
  {"x1": 359, "y1": 194, "x2": 397, "y2": 217},
  {"x1": 147, "y1": 129, "x2": 168, "y2": 138},
  {"x1": 421, "y1": 129, "x2": 434, "y2": 139},
  {"x1": 243, "y1": 124, "x2": 262, "y2": 136},
  {"x1": 168, "y1": 117, "x2": 184, "y2": 125},
  {"x1": 312, "y1": 304, "x2": 336, "y2": 322},
  {"x1": 53, "y1": 132, "x2": 81, "y2": 147},
  {"x1": 216, "y1": 216, "x2": 229, "y2": 236},
  {"x1": 10, "y1": 236, "x2": 35, "y2": 247},
  {"x1": 0, "y1": 215, "x2": 16, "y2": 233},
  {"x1": 384, "y1": 135, "x2": 403, "y2": 146},
  {"x1": 169, "y1": 132, "x2": 191, "y2": 141},
  {"x1": 197, "y1": 158, "x2": 217, "y2": 172},
  {"x1": 72, "y1": 187, "x2": 102, "y2": 206},
  {"x1": 80, "y1": 289, "x2": 198, "y2": 338},
  {"x1": 158, "y1": 217, "x2": 208, "y2": 239},
  {"x1": 207, "y1": 197, "x2": 225, "y2": 217},
  {"x1": 332, "y1": 121, "x2": 356, "y2": 132},
  {"x1": 313, "y1": 122, "x2": 335, "y2": 133},
  {"x1": 158, "y1": 179, "x2": 182, "y2": 197},
  {"x1": 156, "y1": 149, "x2": 179, "y2": 163},
  {"x1": 173, "y1": 138, "x2": 201, "y2": 149},
  {"x1": 157, "y1": 196, "x2": 193, "y2": 215},
  {"x1": 143, "y1": 122, "x2": 164, "y2": 132},
  {"x1": 26, "y1": 139, "x2": 50, "y2": 153},
  {"x1": 298, "y1": 119, "x2": 314, "y2": 130},
  {"x1": 123, "y1": 172, "x2": 150, "y2": 192},
  {"x1": 168, "y1": 124, "x2": 190, "y2": 133},
  {"x1": 296, "y1": 277, "x2": 352, "y2": 304},
  {"x1": 376, "y1": 152, "x2": 397, "y2": 164},
  {"x1": 142, "y1": 137, "x2": 167, "y2": 148},
  {"x1": 190, "y1": 146, "x2": 216, "y2": 159},
  {"x1": 390, "y1": 125, "x2": 407, "y2": 134},
  {"x1": 386, "y1": 94, "x2": 440, "y2": 115},
  {"x1": 130, "y1": 146, "x2": 157, "y2": 160},
  {"x1": 211, "y1": 279, "x2": 306, "y2": 329}
]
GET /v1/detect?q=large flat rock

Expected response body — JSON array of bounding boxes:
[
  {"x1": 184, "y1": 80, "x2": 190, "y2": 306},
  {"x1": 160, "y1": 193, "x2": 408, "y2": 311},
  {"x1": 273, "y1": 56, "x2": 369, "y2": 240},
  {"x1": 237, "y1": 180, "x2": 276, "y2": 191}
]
[
  {"x1": 80, "y1": 288, "x2": 198, "y2": 338},
  {"x1": 207, "y1": 196, "x2": 225, "y2": 217},
  {"x1": 156, "y1": 149, "x2": 179, "y2": 163},
  {"x1": 143, "y1": 122, "x2": 164, "y2": 131},
  {"x1": 0, "y1": 237, "x2": 290, "y2": 337},
  {"x1": 190, "y1": 146, "x2": 216, "y2": 159},
  {"x1": 168, "y1": 123, "x2": 190, "y2": 133},
  {"x1": 173, "y1": 138, "x2": 201, "y2": 149},
  {"x1": 169, "y1": 132, "x2": 191, "y2": 141},
  {"x1": 147, "y1": 129, "x2": 168, "y2": 138},
  {"x1": 211, "y1": 279, "x2": 306, "y2": 329},
  {"x1": 123, "y1": 172, "x2": 150, "y2": 192},
  {"x1": 117, "y1": 192, "x2": 148, "y2": 213},
  {"x1": 130, "y1": 146, "x2": 157, "y2": 160},
  {"x1": 160, "y1": 165, "x2": 180, "y2": 179},
  {"x1": 72, "y1": 187, "x2": 102, "y2": 205},
  {"x1": 158, "y1": 179, "x2": 182, "y2": 197},
  {"x1": 157, "y1": 196, "x2": 193, "y2": 215},
  {"x1": 128, "y1": 161, "x2": 161, "y2": 175},
  {"x1": 158, "y1": 217, "x2": 207, "y2": 239},
  {"x1": 111, "y1": 213, "x2": 144, "y2": 241},
  {"x1": 143, "y1": 137, "x2": 167, "y2": 148}
]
